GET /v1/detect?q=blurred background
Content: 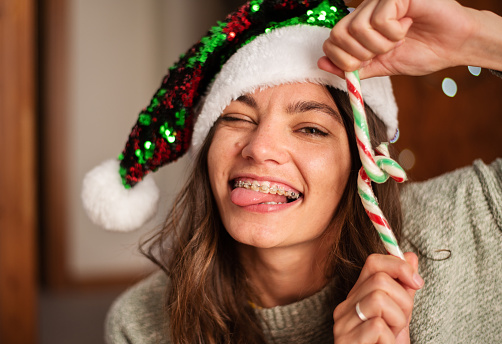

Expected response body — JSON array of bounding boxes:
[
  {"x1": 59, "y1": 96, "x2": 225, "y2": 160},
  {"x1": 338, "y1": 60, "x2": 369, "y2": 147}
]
[{"x1": 1, "y1": 0, "x2": 501, "y2": 343}]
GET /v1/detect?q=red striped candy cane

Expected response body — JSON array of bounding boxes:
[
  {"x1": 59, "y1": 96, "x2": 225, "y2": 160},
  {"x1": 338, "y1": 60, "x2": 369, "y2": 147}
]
[{"x1": 346, "y1": 71, "x2": 407, "y2": 259}]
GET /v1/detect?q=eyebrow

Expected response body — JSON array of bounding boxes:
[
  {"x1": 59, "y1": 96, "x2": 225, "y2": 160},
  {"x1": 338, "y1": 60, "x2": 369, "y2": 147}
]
[
  {"x1": 235, "y1": 94, "x2": 343, "y2": 123},
  {"x1": 236, "y1": 94, "x2": 258, "y2": 108},
  {"x1": 286, "y1": 100, "x2": 343, "y2": 123}
]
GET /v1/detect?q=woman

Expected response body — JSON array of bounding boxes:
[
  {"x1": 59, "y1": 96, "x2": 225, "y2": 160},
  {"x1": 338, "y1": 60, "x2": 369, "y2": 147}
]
[{"x1": 81, "y1": 0, "x2": 502, "y2": 342}]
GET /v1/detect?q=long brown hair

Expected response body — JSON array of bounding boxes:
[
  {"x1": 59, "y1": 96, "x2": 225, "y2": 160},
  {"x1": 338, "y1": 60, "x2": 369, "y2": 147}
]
[{"x1": 141, "y1": 87, "x2": 402, "y2": 343}]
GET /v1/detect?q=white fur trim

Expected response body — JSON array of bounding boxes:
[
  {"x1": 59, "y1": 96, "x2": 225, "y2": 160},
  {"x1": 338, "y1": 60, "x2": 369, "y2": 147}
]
[
  {"x1": 81, "y1": 159, "x2": 160, "y2": 232},
  {"x1": 192, "y1": 25, "x2": 398, "y2": 149}
]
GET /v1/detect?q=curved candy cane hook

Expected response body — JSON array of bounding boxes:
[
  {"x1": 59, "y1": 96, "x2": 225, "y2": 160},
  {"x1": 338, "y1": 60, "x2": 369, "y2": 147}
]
[{"x1": 346, "y1": 71, "x2": 407, "y2": 259}]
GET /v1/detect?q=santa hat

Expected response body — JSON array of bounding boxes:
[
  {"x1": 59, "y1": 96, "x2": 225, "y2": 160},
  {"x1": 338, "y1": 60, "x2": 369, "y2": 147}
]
[{"x1": 82, "y1": 0, "x2": 398, "y2": 232}]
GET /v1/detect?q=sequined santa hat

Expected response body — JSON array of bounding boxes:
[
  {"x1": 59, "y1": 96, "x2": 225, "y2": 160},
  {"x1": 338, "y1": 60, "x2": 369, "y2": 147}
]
[{"x1": 82, "y1": 0, "x2": 398, "y2": 231}]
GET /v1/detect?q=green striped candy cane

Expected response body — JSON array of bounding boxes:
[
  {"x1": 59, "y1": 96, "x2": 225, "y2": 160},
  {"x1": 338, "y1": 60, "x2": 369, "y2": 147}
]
[{"x1": 346, "y1": 70, "x2": 407, "y2": 259}]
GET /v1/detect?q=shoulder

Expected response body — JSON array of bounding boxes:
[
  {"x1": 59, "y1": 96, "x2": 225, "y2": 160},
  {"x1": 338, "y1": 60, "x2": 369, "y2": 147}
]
[
  {"x1": 400, "y1": 158, "x2": 502, "y2": 254},
  {"x1": 400, "y1": 159, "x2": 502, "y2": 343},
  {"x1": 105, "y1": 270, "x2": 171, "y2": 344}
]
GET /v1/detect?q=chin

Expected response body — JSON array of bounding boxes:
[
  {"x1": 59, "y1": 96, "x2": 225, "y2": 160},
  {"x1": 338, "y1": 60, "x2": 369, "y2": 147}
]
[{"x1": 226, "y1": 223, "x2": 289, "y2": 249}]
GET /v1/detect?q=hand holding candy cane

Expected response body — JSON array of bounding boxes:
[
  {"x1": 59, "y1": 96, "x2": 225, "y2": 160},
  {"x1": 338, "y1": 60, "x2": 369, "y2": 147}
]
[{"x1": 319, "y1": 0, "x2": 502, "y2": 79}]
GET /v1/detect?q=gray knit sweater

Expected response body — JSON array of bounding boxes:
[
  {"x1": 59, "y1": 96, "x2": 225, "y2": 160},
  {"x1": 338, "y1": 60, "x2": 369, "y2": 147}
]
[{"x1": 105, "y1": 159, "x2": 502, "y2": 344}]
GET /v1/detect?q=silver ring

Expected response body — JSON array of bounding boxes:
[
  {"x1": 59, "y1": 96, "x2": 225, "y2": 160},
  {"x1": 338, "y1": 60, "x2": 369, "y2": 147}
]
[{"x1": 355, "y1": 302, "x2": 368, "y2": 322}]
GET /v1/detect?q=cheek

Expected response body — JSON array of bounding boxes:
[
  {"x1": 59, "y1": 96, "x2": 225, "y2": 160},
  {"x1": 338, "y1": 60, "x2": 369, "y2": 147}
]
[
  {"x1": 207, "y1": 128, "x2": 242, "y2": 194},
  {"x1": 208, "y1": 127, "x2": 242, "y2": 160},
  {"x1": 305, "y1": 140, "x2": 352, "y2": 204},
  {"x1": 207, "y1": 134, "x2": 224, "y2": 193}
]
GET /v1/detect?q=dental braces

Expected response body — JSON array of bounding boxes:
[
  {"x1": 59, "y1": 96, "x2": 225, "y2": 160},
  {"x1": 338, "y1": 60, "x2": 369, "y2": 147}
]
[{"x1": 233, "y1": 180, "x2": 300, "y2": 199}]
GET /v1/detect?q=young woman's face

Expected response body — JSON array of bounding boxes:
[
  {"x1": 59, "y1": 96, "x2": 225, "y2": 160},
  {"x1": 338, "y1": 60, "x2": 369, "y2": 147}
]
[{"x1": 207, "y1": 83, "x2": 351, "y2": 250}]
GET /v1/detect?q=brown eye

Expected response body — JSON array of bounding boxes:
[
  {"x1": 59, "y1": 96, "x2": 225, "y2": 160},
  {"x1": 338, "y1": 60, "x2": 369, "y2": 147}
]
[{"x1": 298, "y1": 127, "x2": 328, "y2": 137}]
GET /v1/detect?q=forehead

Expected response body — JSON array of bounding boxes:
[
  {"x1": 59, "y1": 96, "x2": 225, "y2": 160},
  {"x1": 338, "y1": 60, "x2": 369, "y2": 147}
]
[
  {"x1": 243, "y1": 83, "x2": 334, "y2": 102},
  {"x1": 231, "y1": 83, "x2": 342, "y2": 123}
]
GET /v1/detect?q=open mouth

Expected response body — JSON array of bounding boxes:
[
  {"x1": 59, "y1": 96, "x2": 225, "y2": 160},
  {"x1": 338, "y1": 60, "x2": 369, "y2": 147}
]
[{"x1": 231, "y1": 179, "x2": 303, "y2": 205}]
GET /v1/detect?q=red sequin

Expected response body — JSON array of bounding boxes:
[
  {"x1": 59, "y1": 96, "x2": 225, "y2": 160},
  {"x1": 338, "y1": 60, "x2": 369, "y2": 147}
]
[{"x1": 224, "y1": 7, "x2": 252, "y2": 36}]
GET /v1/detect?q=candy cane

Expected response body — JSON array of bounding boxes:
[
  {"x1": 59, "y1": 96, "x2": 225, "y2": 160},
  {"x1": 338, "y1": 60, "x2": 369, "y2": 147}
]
[{"x1": 346, "y1": 71, "x2": 406, "y2": 260}]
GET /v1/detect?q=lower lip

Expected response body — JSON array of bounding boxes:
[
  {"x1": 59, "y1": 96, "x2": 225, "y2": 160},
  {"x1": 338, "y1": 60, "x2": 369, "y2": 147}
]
[{"x1": 232, "y1": 198, "x2": 302, "y2": 213}]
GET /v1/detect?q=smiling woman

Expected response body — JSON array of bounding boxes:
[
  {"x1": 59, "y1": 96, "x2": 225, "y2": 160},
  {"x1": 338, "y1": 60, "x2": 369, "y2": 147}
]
[
  {"x1": 81, "y1": 0, "x2": 502, "y2": 343},
  {"x1": 206, "y1": 83, "x2": 403, "y2": 309},
  {"x1": 209, "y1": 84, "x2": 352, "y2": 250}
]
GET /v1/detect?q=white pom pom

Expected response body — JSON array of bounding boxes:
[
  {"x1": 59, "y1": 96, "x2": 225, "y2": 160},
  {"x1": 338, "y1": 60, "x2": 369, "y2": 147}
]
[{"x1": 82, "y1": 159, "x2": 160, "y2": 232}]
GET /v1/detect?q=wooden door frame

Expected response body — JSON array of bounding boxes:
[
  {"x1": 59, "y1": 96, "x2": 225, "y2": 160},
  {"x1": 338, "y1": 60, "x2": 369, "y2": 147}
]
[
  {"x1": 40, "y1": 0, "x2": 71, "y2": 290},
  {"x1": 0, "y1": 0, "x2": 38, "y2": 343}
]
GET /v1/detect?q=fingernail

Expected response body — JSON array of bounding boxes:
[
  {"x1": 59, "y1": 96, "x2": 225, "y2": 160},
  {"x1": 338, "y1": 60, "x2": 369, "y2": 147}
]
[{"x1": 413, "y1": 273, "x2": 424, "y2": 288}]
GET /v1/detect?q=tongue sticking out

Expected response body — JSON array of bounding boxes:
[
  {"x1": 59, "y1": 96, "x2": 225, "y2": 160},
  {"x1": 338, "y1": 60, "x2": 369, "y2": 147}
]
[{"x1": 231, "y1": 188, "x2": 288, "y2": 206}]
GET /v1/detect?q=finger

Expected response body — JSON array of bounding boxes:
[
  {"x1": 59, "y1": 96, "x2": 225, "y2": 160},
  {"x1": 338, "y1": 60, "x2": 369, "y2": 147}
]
[
  {"x1": 371, "y1": 0, "x2": 413, "y2": 42},
  {"x1": 334, "y1": 271, "x2": 415, "y2": 337},
  {"x1": 322, "y1": 3, "x2": 376, "y2": 71},
  {"x1": 352, "y1": 291, "x2": 409, "y2": 336},
  {"x1": 349, "y1": 271, "x2": 415, "y2": 320},
  {"x1": 352, "y1": 254, "x2": 424, "y2": 293},
  {"x1": 329, "y1": 25, "x2": 378, "y2": 62},
  {"x1": 404, "y1": 252, "x2": 418, "y2": 272},
  {"x1": 322, "y1": 39, "x2": 366, "y2": 72},
  {"x1": 346, "y1": 0, "x2": 400, "y2": 55},
  {"x1": 401, "y1": 252, "x2": 421, "y2": 313},
  {"x1": 357, "y1": 61, "x2": 393, "y2": 79},
  {"x1": 317, "y1": 56, "x2": 345, "y2": 78},
  {"x1": 335, "y1": 317, "x2": 395, "y2": 344}
]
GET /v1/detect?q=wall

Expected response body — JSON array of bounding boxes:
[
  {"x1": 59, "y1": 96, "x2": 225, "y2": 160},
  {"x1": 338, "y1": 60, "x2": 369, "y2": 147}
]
[
  {"x1": 53, "y1": 0, "x2": 502, "y2": 284},
  {"x1": 65, "y1": 0, "x2": 228, "y2": 281}
]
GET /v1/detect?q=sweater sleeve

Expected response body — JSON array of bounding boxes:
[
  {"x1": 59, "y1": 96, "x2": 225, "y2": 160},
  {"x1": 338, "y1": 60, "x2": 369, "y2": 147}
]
[
  {"x1": 105, "y1": 270, "x2": 171, "y2": 344},
  {"x1": 400, "y1": 159, "x2": 502, "y2": 344}
]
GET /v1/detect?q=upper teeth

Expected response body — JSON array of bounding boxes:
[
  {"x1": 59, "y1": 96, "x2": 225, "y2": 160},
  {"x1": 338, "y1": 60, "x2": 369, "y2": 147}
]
[{"x1": 234, "y1": 180, "x2": 300, "y2": 199}]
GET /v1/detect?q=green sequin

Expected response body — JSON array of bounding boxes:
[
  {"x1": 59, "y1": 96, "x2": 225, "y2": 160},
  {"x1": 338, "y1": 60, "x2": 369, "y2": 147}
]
[
  {"x1": 146, "y1": 96, "x2": 161, "y2": 112},
  {"x1": 160, "y1": 122, "x2": 177, "y2": 144},
  {"x1": 188, "y1": 21, "x2": 229, "y2": 68},
  {"x1": 139, "y1": 113, "x2": 151, "y2": 126},
  {"x1": 144, "y1": 141, "x2": 155, "y2": 160},
  {"x1": 279, "y1": 1, "x2": 343, "y2": 29},
  {"x1": 119, "y1": 166, "x2": 131, "y2": 188},
  {"x1": 160, "y1": 123, "x2": 171, "y2": 138},
  {"x1": 250, "y1": 0, "x2": 263, "y2": 12},
  {"x1": 175, "y1": 108, "x2": 186, "y2": 126},
  {"x1": 135, "y1": 149, "x2": 146, "y2": 164}
]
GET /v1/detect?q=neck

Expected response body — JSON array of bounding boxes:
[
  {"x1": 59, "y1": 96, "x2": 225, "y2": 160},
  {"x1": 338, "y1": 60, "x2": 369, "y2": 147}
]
[{"x1": 238, "y1": 242, "x2": 330, "y2": 308}]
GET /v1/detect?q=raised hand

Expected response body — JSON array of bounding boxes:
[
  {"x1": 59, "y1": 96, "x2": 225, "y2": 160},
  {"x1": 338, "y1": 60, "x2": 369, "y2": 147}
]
[{"x1": 319, "y1": 0, "x2": 502, "y2": 79}]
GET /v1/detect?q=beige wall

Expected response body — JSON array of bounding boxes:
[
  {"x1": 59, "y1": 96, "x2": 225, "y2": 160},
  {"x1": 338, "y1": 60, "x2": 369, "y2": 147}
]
[{"x1": 67, "y1": 0, "x2": 227, "y2": 280}]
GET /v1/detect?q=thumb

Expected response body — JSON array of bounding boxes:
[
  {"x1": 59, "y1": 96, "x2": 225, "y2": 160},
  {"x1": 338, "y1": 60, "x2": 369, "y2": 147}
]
[
  {"x1": 318, "y1": 56, "x2": 384, "y2": 80},
  {"x1": 404, "y1": 252, "x2": 419, "y2": 272},
  {"x1": 402, "y1": 252, "x2": 422, "y2": 299}
]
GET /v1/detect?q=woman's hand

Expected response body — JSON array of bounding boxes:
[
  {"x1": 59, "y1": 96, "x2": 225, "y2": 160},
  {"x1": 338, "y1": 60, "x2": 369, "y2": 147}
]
[
  {"x1": 333, "y1": 252, "x2": 423, "y2": 344},
  {"x1": 319, "y1": 0, "x2": 502, "y2": 79}
]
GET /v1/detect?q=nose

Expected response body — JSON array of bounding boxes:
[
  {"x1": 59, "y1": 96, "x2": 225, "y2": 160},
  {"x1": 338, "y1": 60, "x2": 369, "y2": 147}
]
[{"x1": 241, "y1": 122, "x2": 289, "y2": 165}]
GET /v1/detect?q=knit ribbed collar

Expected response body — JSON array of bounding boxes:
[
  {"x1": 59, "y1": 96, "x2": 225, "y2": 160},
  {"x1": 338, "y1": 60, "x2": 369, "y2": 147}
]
[{"x1": 256, "y1": 278, "x2": 340, "y2": 344}]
